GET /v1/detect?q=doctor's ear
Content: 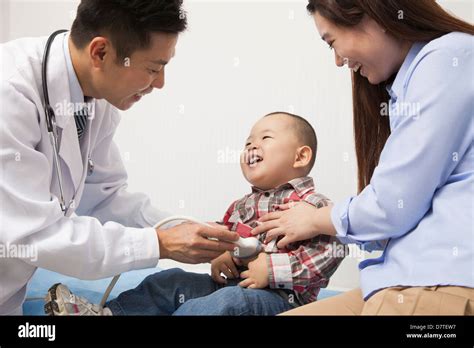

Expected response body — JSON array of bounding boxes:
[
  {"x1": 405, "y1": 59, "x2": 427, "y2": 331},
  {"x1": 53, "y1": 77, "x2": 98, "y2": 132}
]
[
  {"x1": 89, "y1": 37, "x2": 110, "y2": 67},
  {"x1": 293, "y1": 145, "x2": 313, "y2": 170}
]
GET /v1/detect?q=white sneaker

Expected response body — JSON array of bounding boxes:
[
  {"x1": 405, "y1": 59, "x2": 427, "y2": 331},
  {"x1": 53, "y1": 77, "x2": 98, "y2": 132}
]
[{"x1": 44, "y1": 283, "x2": 102, "y2": 316}]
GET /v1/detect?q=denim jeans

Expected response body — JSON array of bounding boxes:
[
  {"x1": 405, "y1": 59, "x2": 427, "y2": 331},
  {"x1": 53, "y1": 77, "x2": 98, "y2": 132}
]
[{"x1": 106, "y1": 268, "x2": 294, "y2": 315}]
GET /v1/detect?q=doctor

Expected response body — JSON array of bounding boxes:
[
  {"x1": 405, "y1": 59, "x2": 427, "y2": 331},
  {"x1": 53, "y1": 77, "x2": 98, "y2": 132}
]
[{"x1": 0, "y1": 0, "x2": 238, "y2": 315}]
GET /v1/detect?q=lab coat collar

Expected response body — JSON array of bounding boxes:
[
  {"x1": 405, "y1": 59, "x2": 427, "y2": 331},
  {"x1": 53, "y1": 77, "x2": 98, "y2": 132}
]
[
  {"x1": 64, "y1": 33, "x2": 88, "y2": 111},
  {"x1": 46, "y1": 32, "x2": 74, "y2": 130},
  {"x1": 45, "y1": 31, "x2": 87, "y2": 193}
]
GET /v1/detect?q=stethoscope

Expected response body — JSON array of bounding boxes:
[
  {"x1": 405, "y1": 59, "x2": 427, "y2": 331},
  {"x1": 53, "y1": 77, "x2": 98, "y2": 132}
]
[{"x1": 42, "y1": 29, "x2": 93, "y2": 215}]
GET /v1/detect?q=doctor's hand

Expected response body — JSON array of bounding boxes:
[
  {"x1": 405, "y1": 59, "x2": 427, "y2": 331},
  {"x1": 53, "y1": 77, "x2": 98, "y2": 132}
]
[
  {"x1": 251, "y1": 202, "x2": 336, "y2": 249},
  {"x1": 156, "y1": 223, "x2": 239, "y2": 264}
]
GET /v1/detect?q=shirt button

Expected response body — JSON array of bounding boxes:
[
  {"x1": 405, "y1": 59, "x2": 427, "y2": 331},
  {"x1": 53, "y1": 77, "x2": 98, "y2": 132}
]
[{"x1": 264, "y1": 192, "x2": 270, "y2": 197}]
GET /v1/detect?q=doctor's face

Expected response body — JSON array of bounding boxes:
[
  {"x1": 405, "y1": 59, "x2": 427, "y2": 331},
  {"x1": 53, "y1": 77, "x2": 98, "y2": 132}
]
[
  {"x1": 313, "y1": 12, "x2": 410, "y2": 85},
  {"x1": 92, "y1": 32, "x2": 178, "y2": 111}
]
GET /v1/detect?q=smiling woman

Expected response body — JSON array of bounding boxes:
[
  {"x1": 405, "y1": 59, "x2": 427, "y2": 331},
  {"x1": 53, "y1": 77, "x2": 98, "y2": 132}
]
[{"x1": 307, "y1": 0, "x2": 474, "y2": 191}]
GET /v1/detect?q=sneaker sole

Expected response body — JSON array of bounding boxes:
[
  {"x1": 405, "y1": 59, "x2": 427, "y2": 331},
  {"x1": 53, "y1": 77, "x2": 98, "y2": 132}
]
[
  {"x1": 44, "y1": 283, "x2": 62, "y2": 316},
  {"x1": 44, "y1": 300, "x2": 60, "y2": 315}
]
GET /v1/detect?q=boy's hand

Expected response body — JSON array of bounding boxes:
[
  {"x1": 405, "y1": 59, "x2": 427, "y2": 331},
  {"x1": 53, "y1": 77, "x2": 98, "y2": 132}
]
[
  {"x1": 238, "y1": 252, "x2": 269, "y2": 289},
  {"x1": 211, "y1": 251, "x2": 239, "y2": 284}
]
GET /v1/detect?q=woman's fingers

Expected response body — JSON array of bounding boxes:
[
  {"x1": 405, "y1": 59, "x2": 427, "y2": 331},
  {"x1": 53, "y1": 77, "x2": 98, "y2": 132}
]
[
  {"x1": 276, "y1": 235, "x2": 294, "y2": 249},
  {"x1": 277, "y1": 202, "x2": 296, "y2": 210},
  {"x1": 250, "y1": 224, "x2": 266, "y2": 236},
  {"x1": 258, "y1": 210, "x2": 284, "y2": 223},
  {"x1": 264, "y1": 228, "x2": 285, "y2": 243},
  {"x1": 251, "y1": 219, "x2": 281, "y2": 236}
]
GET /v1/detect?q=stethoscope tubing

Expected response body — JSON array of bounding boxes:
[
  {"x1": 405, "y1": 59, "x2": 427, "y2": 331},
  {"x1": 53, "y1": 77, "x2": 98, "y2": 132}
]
[{"x1": 42, "y1": 30, "x2": 70, "y2": 215}]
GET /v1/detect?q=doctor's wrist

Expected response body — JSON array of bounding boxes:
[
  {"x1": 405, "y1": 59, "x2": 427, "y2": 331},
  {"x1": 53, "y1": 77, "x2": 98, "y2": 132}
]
[{"x1": 156, "y1": 228, "x2": 170, "y2": 260}]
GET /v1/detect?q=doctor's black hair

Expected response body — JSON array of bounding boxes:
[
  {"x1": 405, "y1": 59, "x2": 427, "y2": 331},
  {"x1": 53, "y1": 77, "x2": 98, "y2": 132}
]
[
  {"x1": 265, "y1": 112, "x2": 318, "y2": 172},
  {"x1": 70, "y1": 0, "x2": 187, "y2": 62}
]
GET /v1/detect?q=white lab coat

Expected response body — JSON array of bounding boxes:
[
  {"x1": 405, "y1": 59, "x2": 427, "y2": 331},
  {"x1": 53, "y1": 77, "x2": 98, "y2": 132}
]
[{"x1": 0, "y1": 34, "x2": 172, "y2": 315}]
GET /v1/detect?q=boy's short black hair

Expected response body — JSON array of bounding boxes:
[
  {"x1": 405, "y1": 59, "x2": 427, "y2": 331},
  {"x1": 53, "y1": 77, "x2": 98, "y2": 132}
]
[
  {"x1": 265, "y1": 112, "x2": 318, "y2": 172},
  {"x1": 70, "y1": 0, "x2": 187, "y2": 62}
]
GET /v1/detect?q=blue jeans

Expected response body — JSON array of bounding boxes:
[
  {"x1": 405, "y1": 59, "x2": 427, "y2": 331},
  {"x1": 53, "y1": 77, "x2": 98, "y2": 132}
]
[{"x1": 106, "y1": 268, "x2": 294, "y2": 315}]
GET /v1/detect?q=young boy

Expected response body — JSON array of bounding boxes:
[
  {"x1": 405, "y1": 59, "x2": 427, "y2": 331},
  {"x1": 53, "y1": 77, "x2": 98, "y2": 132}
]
[{"x1": 46, "y1": 112, "x2": 345, "y2": 315}]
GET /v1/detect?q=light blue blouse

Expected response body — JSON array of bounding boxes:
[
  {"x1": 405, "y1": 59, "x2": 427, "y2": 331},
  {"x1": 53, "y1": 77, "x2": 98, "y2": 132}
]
[{"x1": 331, "y1": 32, "x2": 474, "y2": 299}]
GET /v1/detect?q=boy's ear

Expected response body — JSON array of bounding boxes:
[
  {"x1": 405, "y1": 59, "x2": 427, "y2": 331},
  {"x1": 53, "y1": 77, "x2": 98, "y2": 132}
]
[{"x1": 293, "y1": 145, "x2": 312, "y2": 170}]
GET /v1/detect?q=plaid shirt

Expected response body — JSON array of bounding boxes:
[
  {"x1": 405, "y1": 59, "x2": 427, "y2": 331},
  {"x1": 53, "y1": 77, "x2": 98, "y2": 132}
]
[{"x1": 221, "y1": 176, "x2": 345, "y2": 305}]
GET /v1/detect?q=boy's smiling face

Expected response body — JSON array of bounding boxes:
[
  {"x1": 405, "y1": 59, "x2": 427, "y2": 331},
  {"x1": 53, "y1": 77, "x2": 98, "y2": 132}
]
[{"x1": 240, "y1": 114, "x2": 307, "y2": 191}]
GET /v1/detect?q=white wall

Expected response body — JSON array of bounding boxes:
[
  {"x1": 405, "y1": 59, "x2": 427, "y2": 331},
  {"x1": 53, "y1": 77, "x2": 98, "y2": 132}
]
[{"x1": 2, "y1": 0, "x2": 473, "y2": 290}]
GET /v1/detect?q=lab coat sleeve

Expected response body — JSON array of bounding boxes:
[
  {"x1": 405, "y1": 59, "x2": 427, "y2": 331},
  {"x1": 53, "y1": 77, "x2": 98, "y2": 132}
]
[
  {"x1": 332, "y1": 47, "x2": 473, "y2": 245},
  {"x1": 0, "y1": 82, "x2": 159, "y2": 280},
  {"x1": 76, "y1": 108, "x2": 176, "y2": 229}
]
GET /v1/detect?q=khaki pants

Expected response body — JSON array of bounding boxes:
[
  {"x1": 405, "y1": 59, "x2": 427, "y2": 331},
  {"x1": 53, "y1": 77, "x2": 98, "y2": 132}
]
[{"x1": 282, "y1": 286, "x2": 474, "y2": 315}]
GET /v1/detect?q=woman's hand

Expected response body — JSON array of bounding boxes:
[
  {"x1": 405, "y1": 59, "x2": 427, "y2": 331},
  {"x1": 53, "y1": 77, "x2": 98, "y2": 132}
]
[{"x1": 251, "y1": 202, "x2": 336, "y2": 249}]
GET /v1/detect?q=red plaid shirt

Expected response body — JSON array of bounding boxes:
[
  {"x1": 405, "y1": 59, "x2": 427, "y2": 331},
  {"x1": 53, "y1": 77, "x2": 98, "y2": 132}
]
[{"x1": 221, "y1": 176, "x2": 345, "y2": 304}]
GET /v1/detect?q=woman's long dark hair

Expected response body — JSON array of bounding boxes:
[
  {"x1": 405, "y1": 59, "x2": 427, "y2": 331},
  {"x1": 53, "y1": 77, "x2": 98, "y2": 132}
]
[{"x1": 307, "y1": 0, "x2": 474, "y2": 192}]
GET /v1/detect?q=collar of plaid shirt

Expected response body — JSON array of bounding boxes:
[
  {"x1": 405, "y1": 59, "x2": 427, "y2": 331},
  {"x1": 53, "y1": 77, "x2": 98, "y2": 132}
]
[
  {"x1": 223, "y1": 176, "x2": 326, "y2": 251},
  {"x1": 250, "y1": 176, "x2": 315, "y2": 196}
]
